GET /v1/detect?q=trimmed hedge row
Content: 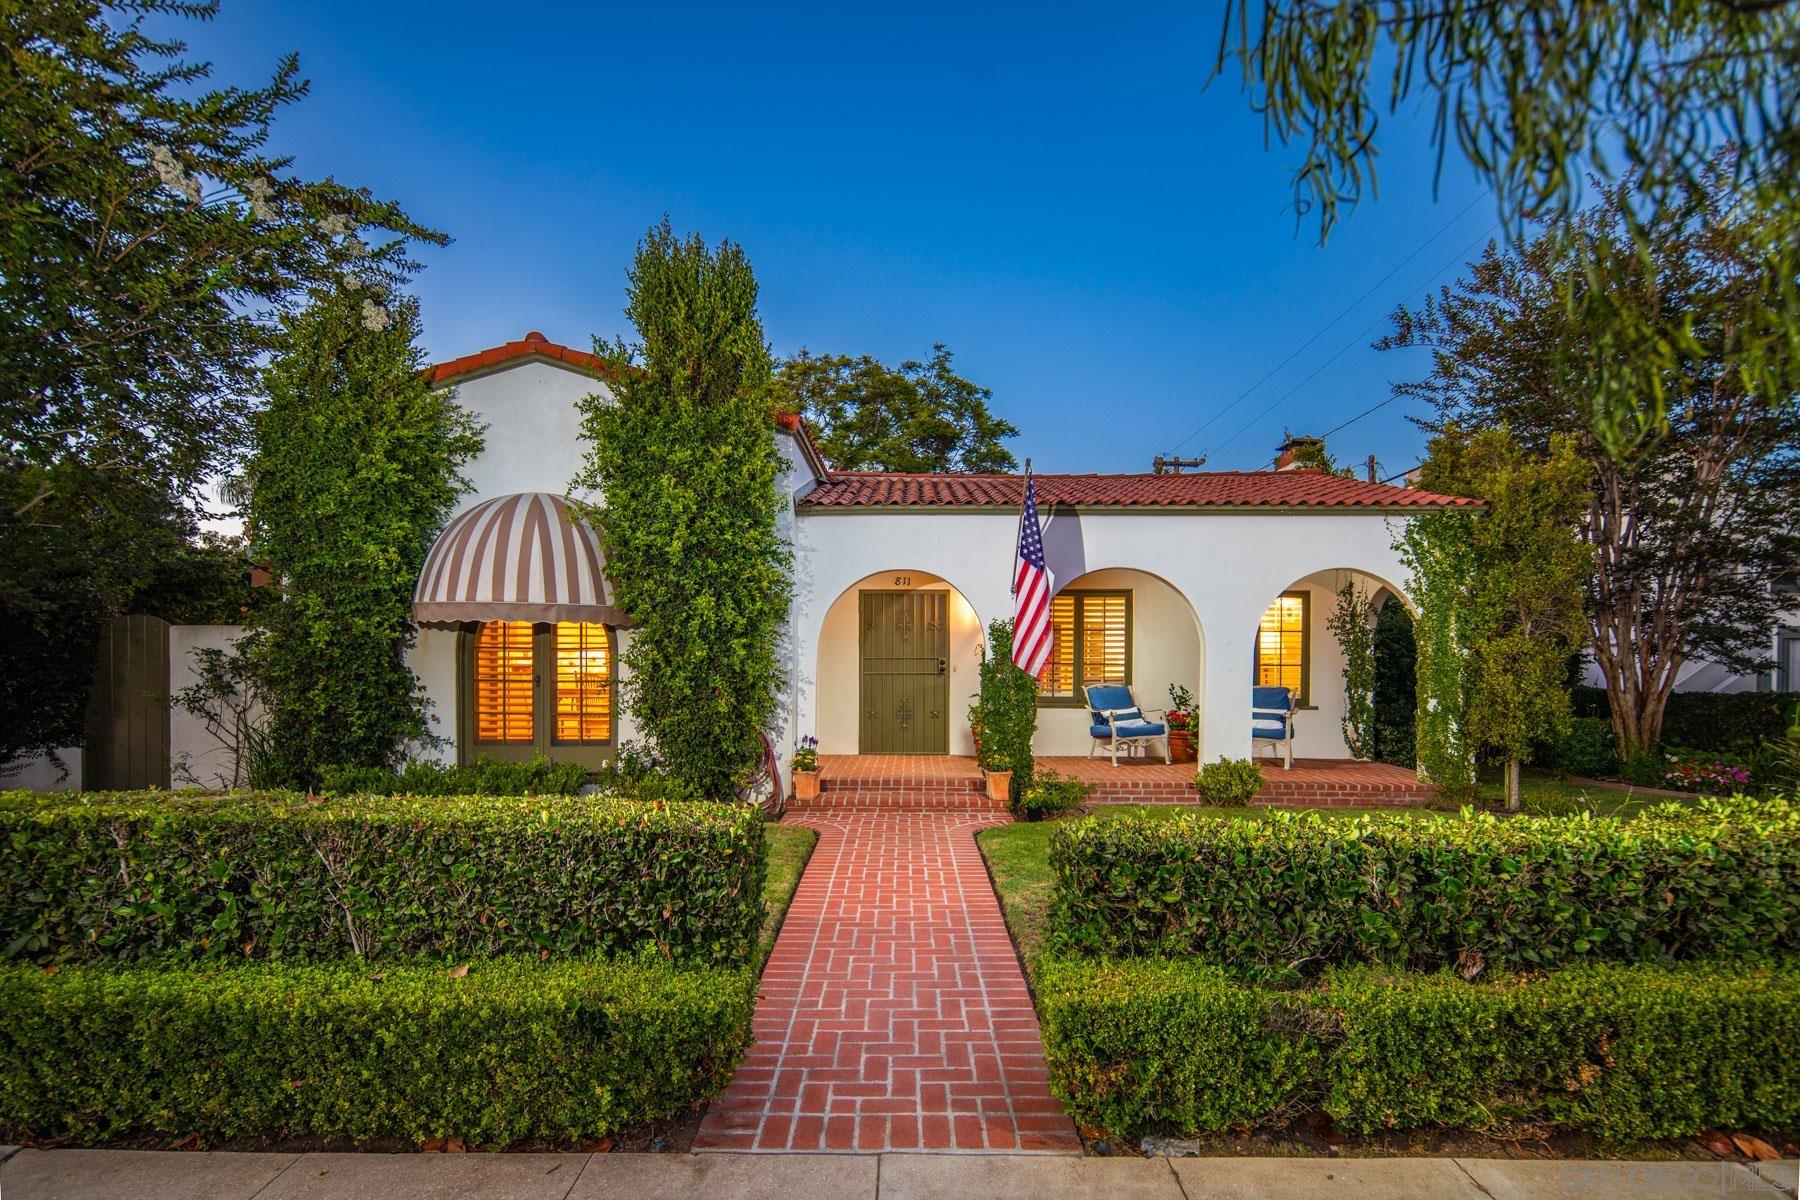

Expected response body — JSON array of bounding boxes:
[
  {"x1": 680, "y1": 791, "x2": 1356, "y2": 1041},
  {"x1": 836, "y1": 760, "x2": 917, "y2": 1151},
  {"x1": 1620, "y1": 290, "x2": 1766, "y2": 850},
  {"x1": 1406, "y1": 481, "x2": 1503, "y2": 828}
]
[
  {"x1": 1048, "y1": 797, "x2": 1798, "y2": 978},
  {"x1": 317, "y1": 756, "x2": 590, "y2": 797},
  {"x1": 0, "y1": 791, "x2": 766, "y2": 964},
  {"x1": 0, "y1": 957, "x2": 755, "y2": 1145},
  {"x1": 1573, "y1": 686, "x2": 1799, "y2": 752},
  {"x1": 1037, "y1": 956, "x2": 1800, "y2": 1140}
]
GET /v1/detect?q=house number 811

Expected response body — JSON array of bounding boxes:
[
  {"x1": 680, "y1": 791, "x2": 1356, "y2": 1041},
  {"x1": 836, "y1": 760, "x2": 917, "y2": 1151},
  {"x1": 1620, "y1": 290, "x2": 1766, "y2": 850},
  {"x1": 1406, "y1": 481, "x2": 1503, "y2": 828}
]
[{"x1": 893, "y1": 575, "x2": 912, "y2": 587}]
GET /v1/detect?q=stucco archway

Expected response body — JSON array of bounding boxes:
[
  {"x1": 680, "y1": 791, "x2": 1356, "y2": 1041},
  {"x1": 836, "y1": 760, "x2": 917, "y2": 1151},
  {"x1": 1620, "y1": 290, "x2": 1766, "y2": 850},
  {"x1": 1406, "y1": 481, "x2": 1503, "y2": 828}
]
[
  {"x1": 1035, "y1": 567, "x2": 1207, "y2": 758},
  {"x1": 812, "y1": 568, "x2": 986, "y2": 756},
  {"x1": 1249, "y1": 566, "x2": 1408, "y2": 762}
]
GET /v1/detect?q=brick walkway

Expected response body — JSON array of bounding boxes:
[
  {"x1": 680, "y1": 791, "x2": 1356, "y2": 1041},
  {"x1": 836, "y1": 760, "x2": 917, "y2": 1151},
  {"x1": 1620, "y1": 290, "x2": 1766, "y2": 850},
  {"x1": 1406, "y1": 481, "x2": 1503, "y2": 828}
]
[{"x1": 694, "y1": 812, "x2": 1081, "y2": 1154}]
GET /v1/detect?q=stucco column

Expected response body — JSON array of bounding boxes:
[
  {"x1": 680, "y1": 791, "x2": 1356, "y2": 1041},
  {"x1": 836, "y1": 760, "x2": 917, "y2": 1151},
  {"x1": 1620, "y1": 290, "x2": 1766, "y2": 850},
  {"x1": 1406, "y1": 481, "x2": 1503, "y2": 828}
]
[{"x1": 1198, "y1": 621, "x2": 1255, "y2": 763}]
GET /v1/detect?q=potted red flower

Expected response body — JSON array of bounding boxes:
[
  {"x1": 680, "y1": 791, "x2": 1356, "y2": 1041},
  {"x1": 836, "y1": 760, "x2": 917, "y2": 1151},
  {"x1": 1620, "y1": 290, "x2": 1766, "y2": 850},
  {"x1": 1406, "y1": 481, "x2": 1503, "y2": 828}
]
[{"x1": 1165, "y1": 684, "x2": 1197, "y2": 764}]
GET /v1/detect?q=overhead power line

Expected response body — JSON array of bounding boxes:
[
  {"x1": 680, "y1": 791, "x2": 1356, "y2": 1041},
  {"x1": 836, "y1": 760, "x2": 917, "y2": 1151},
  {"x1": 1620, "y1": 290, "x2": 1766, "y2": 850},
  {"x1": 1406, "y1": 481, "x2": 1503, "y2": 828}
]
[
  {"x1": 1165, "y1": 193, "x2": 1488, "y2": 456},
  {"x1": 1212, "y1": 219, "x2": 1502, "y2": 468}
]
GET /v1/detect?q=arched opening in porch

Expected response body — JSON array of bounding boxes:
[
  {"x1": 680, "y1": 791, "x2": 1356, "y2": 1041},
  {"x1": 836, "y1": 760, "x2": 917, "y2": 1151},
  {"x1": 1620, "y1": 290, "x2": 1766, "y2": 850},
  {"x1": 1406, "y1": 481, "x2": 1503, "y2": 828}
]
[
  {"x1": 1251, "y1": 566, "x2": 1411, "y2": 763},
  {"x1": 1034, "y1": 567, "x2": 1207, "y2": 760},
  {"x1": 813, "y1": 568, "x2": 985, "y2": 756}
]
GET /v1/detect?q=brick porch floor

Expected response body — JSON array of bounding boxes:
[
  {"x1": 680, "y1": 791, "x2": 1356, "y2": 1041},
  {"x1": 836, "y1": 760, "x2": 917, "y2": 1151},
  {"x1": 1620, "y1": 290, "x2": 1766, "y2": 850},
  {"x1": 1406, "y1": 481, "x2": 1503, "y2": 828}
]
[
  {"x1": 804, "y1": 753, "x2": 1433, "y2": 807},
  {"x1": 693, "y1": 812, "x2": 1081, "y2": 1155},
  {"x1": 1041, "y1": 754, "x2": 1437, "y2": 806}
]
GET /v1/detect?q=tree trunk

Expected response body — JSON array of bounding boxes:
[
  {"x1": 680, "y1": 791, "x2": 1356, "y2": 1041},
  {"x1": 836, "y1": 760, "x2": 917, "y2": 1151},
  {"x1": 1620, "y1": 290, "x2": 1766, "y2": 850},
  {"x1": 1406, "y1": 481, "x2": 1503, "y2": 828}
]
[{"x1": 1506, "y1": 757, "x2": 1521, "y2": 813}]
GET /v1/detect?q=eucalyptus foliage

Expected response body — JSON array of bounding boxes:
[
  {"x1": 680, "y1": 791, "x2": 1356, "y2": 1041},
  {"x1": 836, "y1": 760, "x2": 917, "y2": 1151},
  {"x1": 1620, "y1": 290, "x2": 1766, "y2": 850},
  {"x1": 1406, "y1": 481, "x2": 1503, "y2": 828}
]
[
  {"x1": 0, "y1": 1, "x2": 440, "y2": 764},
  {"x1": 241, "y1": 287, "x2": 482, "y2": 787},
  {"x1": 1217, "y1": 2, "x2": 1799, "y2": 454},
  {"x1": 572, "y1": 221, "x2": 791, "y2": 800},
  {"x1": 1323, "y1": 579, "x2": 1377, "y2": 760}
]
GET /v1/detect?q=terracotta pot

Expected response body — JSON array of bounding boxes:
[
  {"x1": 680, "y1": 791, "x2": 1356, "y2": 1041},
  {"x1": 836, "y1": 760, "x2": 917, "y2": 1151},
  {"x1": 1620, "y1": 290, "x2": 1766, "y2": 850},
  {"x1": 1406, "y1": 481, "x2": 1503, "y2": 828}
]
[
  {"x1": 793, "y1": 769, "x2": 820, "y2": 802},
  {"x1": 984, "y1": 769, "x2": 1012, "y2": 804},
  {"x1": 1168, "y1": 729, "x2": 1197, "y2": 764}
]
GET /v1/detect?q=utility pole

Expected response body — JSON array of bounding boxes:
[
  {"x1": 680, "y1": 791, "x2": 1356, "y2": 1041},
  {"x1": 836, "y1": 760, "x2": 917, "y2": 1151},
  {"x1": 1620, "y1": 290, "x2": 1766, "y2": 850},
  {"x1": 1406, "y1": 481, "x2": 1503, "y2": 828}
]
[
  {"x1": 1153, "y1": 455, "x2": 1206, "y2": 474},
  {"x1": 1365, "y1": 454, "x2": 1378, "y2": 483}
]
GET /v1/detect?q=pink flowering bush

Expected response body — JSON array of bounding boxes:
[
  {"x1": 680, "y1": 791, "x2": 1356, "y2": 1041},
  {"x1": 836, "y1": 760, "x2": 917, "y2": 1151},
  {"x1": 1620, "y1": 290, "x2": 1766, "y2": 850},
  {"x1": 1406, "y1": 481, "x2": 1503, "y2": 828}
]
[{"x1": 1661, "y1": 749, "x2": 1753, "y2": 793}]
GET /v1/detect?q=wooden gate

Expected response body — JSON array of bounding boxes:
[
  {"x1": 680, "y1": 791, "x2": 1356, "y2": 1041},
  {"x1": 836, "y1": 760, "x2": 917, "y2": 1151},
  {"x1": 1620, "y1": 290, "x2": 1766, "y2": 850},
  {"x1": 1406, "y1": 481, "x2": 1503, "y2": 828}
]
[
  {"x1": 859, "y1": 591, "x2": 949, "y2": 754},
  {"x1": 84, "y1": 614, "x2": 170, "y2": 790}
]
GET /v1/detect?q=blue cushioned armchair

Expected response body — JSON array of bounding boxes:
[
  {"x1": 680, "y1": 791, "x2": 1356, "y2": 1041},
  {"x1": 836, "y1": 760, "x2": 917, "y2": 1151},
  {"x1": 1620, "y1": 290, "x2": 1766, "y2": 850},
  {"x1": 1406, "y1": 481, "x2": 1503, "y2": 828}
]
[
  {"x1": 1084, "y1": 684, "x2": 1169, "y2": 766},
  {"x1": 1252, "y1": 685, "x2": 1295, "y2": 769}
]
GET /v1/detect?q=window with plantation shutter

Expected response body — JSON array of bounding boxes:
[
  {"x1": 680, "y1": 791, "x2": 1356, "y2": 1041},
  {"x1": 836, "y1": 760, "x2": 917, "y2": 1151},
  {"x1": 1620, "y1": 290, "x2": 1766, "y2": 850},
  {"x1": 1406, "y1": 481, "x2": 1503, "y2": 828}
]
[
  {"x1": 464, "y1": 621, "x2": 616, "y2": 766},
  {"x1": 1254, "y1": 591, "x2": 1310, "y2": 704},
  {"x1": 1038, "y1": 590, "x2": 1131, "y2": 706},
  {"x1": 473, "y1": 621, "x2": 535, "y2": 743},
  {"x1": 553, "y1": 621, "x2": 611, "y2": 744}
]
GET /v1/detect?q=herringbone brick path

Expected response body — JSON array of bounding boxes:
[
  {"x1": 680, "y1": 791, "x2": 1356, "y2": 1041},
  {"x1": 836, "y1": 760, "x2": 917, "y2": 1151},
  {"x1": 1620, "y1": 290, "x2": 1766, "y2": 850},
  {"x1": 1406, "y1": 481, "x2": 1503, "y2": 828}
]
[{"x1": 694, "y1": 812, "x2": 1080, "y2": 1154}]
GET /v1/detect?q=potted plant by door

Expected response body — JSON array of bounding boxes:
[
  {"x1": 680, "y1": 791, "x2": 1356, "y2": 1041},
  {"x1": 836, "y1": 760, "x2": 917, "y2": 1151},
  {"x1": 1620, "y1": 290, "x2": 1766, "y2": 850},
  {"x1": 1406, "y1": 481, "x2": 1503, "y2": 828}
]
[
  {"x1": 792, "y1": 736, "x2": 821, "y2": 802},
  {"x1": 1165, "y1": 684, "x2": 1197, "y2": 764},
  {"x1": 981, "y1": 751, "x2": 1013, "y2": 804}
]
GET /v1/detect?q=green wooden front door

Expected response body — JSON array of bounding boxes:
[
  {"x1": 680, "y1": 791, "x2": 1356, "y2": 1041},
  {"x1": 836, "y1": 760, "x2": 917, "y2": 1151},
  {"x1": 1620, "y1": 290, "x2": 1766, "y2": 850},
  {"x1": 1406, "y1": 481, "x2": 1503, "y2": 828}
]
[{"x1": 859, "y1": 591, "x2": 949, "y2": 754}]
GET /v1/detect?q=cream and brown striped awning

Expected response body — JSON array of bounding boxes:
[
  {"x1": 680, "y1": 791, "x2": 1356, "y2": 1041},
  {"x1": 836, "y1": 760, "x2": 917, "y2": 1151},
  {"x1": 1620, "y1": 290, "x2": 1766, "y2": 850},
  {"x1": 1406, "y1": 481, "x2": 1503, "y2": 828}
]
[{"x1": 412, "y1": 492, "x2": 629, "y2": 626}]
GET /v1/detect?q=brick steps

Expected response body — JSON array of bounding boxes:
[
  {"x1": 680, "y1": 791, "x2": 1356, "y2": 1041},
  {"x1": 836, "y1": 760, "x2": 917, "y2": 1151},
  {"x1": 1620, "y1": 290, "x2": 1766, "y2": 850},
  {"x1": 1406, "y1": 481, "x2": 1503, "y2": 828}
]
[
  {"x1": 791, "y1": 788, "x2": 1006, "y2": 813},
  {"x1": 820, "y1": 776, "x2": 984, "y2": 795}
]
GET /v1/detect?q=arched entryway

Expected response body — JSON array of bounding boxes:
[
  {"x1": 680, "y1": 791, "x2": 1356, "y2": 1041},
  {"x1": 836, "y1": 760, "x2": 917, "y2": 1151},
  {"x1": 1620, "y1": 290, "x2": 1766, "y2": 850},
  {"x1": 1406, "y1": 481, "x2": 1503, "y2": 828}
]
[
  {"x1": 1035, "y1": 567, "x2": 1206, "y2": 758},
  {"x1": 814, "y1": 569, "x2": 984, "y2": 755},
  {"x1": 1251, "y1": 566, "x2": 1411, "y2": 762}
]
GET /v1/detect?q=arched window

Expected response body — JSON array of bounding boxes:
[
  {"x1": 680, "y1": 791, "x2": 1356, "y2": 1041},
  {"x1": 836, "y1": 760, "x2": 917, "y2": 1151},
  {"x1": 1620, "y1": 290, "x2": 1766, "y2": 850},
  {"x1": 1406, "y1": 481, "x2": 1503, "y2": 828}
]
[{"x1": 461, "y1": 621, "x2": 614, "y2": 766}]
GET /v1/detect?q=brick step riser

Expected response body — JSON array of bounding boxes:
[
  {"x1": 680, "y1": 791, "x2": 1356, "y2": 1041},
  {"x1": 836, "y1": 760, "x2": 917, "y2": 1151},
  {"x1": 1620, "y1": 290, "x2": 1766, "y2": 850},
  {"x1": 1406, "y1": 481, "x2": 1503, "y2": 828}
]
[
  {"x1": 819, "y1": 779, "x2": 984, "y2": 794},
  {"x1": 790, "y1": 790, "x2": 1007, "y2": 812}
]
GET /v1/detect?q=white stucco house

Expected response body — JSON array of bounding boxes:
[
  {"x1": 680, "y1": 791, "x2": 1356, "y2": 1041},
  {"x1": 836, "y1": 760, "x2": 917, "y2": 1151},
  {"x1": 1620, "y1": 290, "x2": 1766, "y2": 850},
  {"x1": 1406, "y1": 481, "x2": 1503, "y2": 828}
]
[
  {"x1": 386, "y1": 333, "x2": 1481, "y2": 794},
  {"x1": 13, "y1": 331, "x2": 1484, "y2": 796}
]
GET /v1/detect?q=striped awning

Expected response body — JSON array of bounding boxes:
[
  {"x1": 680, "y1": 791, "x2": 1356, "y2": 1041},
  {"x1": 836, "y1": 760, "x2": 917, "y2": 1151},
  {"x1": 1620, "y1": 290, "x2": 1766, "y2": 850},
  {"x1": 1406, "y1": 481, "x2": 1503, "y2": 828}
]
[{"x1": 412, "y1": 492, "x2": 629, "y2": 626}]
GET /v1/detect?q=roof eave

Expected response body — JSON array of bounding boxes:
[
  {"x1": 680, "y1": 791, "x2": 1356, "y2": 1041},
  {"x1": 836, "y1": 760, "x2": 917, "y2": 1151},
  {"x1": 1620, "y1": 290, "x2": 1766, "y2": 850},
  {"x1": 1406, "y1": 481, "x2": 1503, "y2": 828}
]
[{"x1": 795, "y1": 501, "x2": 1481, "y2": 515}]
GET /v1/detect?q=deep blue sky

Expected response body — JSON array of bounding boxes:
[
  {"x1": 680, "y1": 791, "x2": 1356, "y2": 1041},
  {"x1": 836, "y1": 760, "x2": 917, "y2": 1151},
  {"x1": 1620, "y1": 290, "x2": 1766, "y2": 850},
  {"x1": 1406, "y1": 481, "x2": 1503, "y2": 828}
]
[{"x1": 158, "y1": 1, "x2": 1498, "y2": 475}]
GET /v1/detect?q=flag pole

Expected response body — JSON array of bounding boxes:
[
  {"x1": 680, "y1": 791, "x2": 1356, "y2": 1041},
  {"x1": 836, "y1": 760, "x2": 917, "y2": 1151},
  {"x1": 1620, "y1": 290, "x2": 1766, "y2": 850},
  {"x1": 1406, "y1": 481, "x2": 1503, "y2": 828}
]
[{"x1": 1011, "y1": 458, "x2": 1031, "y2": 598}]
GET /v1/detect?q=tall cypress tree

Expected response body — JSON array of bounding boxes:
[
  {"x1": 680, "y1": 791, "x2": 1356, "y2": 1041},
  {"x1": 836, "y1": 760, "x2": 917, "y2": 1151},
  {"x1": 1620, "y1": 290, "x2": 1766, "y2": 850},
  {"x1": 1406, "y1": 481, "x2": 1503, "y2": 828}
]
[
  {"x1": 242, "y1": 286, "x2": 482, "y2": 786},
  {"x1": 572, "y1": 221, "x2": 792, "y2": 799}
]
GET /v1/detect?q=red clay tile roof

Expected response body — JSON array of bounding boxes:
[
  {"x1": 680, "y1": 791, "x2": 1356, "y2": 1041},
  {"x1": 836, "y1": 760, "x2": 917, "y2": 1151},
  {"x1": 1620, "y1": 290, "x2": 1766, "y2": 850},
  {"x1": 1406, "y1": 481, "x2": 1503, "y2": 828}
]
[
  {"x1": 798, "y1": 470, "x2": 1480, "y2": 510},
  {"x1": 427, "y1": 331, "x2": 611, "y2": 385}
]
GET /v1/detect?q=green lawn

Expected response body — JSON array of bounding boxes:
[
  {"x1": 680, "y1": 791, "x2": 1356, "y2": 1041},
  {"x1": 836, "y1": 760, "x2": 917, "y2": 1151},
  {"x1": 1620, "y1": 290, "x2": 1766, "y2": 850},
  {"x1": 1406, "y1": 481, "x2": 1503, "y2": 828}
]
[
  {"x1": 1467, "y1": 768, "x2": 1705, "y2": 818},
  {"x1": 759, "y1": 822, "x2": 817, "y2": 961}
]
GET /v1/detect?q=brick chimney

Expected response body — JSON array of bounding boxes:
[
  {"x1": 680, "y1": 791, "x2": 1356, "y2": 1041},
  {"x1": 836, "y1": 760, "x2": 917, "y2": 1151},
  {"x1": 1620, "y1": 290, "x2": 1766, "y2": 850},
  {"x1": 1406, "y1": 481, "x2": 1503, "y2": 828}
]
[{"x1": 1275, "y1": 434, "x2": 1324, "y2": 471}]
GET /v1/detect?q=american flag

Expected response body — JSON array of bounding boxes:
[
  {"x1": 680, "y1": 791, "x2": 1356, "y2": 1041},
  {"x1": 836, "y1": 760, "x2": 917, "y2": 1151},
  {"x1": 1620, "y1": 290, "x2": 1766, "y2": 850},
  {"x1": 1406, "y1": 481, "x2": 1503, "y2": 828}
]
[{"x1": 1012, "y1": 472, "x2": 1053, "y2": 677}]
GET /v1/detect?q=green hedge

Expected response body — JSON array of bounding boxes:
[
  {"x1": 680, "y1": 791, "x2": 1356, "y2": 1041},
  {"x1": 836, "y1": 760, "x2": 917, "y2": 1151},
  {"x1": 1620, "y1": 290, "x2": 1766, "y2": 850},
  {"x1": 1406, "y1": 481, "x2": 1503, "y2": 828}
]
[
  {"x1": 0, "y1": 791, "x2": 765, "y2": 965},
  {"x1": 318, "y1": 756, "x2": 590, "y2": 797},
  {"x1": 1573, "y1": 686, "x2": 1798, "y2": 752},
  {"x1": 0, "y1": 957, "x2": 755, "y2": 1145},
  {"x1": 1036, "y1": 957, "x2": 1321, "y2": 1136},
  {"x1": 1048, "y1": 797, "x2": 1798, "y2": 977},
  {"x1": 1038, "y1": 956, "x2": 1800, "y2": 1140}
]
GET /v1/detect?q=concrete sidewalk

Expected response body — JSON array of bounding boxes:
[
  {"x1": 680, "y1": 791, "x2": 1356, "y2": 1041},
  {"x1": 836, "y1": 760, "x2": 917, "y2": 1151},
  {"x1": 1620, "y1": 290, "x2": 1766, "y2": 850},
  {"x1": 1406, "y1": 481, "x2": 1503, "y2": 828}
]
[{"x1": 0, "y1": 1147, "x2": 1794, "y2": 1200}]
